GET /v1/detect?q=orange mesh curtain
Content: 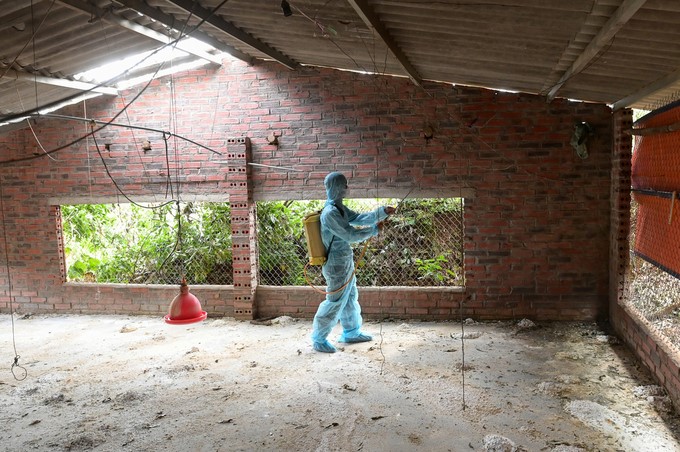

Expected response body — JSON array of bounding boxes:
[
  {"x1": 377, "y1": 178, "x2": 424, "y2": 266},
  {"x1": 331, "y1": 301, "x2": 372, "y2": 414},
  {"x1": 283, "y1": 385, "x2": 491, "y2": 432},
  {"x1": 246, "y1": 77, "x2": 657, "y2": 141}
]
[{"x1": 632, "y1": 101, "x2": 680, "y2": 279}]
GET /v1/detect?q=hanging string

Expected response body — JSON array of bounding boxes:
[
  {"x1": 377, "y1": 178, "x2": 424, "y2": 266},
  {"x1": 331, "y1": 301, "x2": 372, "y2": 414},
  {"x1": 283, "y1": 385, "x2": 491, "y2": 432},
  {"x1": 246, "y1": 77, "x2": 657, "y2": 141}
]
[
  {"x1": 376, "y1": 76, "x2": 388, "y2": 375},
  {"x1": 0, "y1": 175, "x2": 27, "y2": 381}
]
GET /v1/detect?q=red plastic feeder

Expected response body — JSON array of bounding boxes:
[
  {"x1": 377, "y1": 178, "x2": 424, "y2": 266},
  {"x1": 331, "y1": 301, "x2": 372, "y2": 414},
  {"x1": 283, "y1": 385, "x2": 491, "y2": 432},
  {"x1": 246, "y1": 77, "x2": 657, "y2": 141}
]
[{"x1": 164, "y1": 280, "x2": 207, "y2": 325}]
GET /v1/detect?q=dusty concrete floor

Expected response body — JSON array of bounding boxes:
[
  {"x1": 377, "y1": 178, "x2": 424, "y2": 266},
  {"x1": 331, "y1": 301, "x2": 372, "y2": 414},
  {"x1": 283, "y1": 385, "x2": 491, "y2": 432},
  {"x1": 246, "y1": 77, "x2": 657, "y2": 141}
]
[{"x1": 1, "y1": 314, "x2": 679, "y2": 452}]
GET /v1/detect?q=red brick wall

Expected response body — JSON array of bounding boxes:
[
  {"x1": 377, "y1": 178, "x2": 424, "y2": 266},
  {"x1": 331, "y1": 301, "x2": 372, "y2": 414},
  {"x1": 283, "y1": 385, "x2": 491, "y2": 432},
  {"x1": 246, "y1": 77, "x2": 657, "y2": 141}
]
[{"x1": 0, "y1": 58, "x2": 613, "y2": 320}]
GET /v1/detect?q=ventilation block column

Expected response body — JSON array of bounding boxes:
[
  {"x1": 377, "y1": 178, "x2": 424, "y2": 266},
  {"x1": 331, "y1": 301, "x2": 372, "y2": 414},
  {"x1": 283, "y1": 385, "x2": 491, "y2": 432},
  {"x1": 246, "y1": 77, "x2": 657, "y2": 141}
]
[
  {"x1": 228, "y1": 137, "x2": 257, "y2": 319},
  {"x1": 609, "y1": 109, "x2": 633, "y2": 324}
]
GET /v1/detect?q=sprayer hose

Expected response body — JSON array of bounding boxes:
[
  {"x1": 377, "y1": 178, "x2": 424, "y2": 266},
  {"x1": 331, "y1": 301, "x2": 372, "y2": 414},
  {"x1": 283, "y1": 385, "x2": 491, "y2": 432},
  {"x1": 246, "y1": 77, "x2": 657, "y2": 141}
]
[{"x1": 304, "y1": 238, "x2": 372, "y2": 295}]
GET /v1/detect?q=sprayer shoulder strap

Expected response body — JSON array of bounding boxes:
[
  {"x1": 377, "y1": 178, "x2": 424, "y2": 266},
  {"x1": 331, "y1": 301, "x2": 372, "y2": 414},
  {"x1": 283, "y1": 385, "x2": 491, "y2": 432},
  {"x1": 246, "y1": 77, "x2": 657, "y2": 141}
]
[{"x1": 324, "y1": 204, "x2": 343, "y2": 256}]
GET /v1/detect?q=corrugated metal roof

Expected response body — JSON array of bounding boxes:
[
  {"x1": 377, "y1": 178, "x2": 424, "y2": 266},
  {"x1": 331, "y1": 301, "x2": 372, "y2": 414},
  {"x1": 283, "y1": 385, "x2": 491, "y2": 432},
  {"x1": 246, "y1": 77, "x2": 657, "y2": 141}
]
[{"x1": 1, "y1": 0, "x2": 680, "y2": 126}]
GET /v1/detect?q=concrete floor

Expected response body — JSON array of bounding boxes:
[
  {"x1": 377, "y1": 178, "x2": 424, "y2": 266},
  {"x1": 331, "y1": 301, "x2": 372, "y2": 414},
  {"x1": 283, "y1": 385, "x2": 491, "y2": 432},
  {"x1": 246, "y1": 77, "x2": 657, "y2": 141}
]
[{"x1": 0, "y1": 314, "x2": 679, "y2": 451}]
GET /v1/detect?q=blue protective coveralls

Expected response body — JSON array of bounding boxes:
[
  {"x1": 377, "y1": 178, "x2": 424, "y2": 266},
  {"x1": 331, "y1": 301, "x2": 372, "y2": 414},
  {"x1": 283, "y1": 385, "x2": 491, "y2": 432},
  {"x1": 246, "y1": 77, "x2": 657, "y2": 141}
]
[{"x1": 311, "y1": 172, "x2": 389, "y2": 353}]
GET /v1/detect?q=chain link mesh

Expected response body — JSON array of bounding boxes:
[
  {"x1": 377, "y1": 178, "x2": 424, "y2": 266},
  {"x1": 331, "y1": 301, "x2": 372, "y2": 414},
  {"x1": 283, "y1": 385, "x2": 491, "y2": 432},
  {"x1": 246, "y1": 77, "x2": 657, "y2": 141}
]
[{"x1": 257, "y1": 198, "x2": 464, "y2": 287}]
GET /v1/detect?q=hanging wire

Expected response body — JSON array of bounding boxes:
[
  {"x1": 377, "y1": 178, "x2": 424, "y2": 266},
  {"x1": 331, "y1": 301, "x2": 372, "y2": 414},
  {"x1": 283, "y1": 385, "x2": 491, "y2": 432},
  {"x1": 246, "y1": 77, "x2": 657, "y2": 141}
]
[
  {"x1": 30, "y1": 0, "x2": 40, "y2": 117},
  {"x1": 0, "y1": 175, "x2": 27, "y2": 381},
  {"x1": 95, "y1": 14, "x2": 159, "y2": 205},
  {"x1": 89, "y1": 122, "x2": 174, "y2": 210},
  {"x1": 164, "y1": 132, "x2": 175, "y2": 200},
  {"x1": 376, "y1": 78, "x2": 387, "y2": 375},
  {"x1": 0, "y1": 0, "x2": 230, "y2": 165},
  {"x1": 168, "y1": 41, "x2": 186, "y2": 284},
  {"x1": 1, "y1": 0, "x2": 230, "y2": 124},
  {"x1": 14, "y1": 82, "x2": 55, "y2": 161}
]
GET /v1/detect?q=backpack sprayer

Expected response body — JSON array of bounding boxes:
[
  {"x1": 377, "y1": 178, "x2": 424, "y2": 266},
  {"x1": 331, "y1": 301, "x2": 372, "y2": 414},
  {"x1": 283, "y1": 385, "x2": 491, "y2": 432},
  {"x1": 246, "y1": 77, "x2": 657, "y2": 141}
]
[
  {"x1": 302, "y1": 207, "x2": 373, "y2": 295},
  {"x1": 303, "y1": 210, "x2": 327, "y2": 266}
]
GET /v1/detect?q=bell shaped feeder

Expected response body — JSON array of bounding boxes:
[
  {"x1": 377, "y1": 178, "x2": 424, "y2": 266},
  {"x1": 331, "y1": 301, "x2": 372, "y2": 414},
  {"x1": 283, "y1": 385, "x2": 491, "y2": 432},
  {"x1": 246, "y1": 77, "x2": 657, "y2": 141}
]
[{"x1": 164, "y1": 279, "x2": 207, "y2": 325}]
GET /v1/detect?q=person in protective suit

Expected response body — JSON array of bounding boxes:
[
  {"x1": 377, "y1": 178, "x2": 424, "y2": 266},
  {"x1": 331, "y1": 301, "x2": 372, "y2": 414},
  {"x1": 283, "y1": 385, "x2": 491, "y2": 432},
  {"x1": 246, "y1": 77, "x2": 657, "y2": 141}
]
[{"x1": 311, "y1": 172, "x2": 395, "y2": 353}]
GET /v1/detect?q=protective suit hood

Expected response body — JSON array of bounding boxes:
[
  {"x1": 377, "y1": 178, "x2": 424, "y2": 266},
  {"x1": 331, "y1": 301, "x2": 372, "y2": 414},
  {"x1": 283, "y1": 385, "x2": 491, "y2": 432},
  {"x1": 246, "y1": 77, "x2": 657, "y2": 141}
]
[{"x1": 324, "y1": 172, "x2": 347, "y2": 202}]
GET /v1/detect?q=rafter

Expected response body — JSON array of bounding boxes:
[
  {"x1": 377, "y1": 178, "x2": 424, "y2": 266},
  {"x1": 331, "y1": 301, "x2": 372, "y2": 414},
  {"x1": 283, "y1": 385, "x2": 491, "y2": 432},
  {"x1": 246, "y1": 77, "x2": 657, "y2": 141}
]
[
  {"x1": 165, "y1": 0, "x2": 298, "y2": 70},
  {"x1": 346, "y1": 0, "x2": 422, "y2": 86},
  {"x1": 5, "y1": 69, "x2": 118, "y2": 96},
  {"x1": 612, "y1": 67, "x2": 680, "y2": 111},
  {"x1": 546, "y1": 0, "x2": 647, "y2": 101},
  {"x1": 113, "y1": 0, "x2": 252, "y2": 64},
  {"x1": 57, "y1": 0, "x2": 223, "y2": 65}
]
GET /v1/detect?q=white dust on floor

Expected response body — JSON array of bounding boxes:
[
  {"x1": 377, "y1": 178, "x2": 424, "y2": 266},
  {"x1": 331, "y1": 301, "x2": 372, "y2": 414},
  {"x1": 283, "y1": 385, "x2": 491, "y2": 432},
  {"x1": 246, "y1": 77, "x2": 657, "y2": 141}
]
[{"x1": 0, "y1": 314, "x2": 679, "y2": 451}]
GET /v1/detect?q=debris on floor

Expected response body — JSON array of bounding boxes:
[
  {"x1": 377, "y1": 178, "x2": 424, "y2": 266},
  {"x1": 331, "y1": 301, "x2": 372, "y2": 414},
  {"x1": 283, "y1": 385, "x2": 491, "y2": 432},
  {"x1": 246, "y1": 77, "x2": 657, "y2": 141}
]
[{"x1": 1, "y1": 314, "x2": 679, "y2": 451}]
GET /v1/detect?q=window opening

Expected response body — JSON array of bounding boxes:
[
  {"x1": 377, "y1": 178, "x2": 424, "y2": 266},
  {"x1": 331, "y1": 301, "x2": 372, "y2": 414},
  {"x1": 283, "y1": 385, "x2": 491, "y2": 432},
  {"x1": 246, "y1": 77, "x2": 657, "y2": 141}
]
[
  {"x1": 60, "y1": 202, "x2": 233, "y2": 285},
  {"x1": 256, "y1": 198, "x2": 465, "y2": 287}
]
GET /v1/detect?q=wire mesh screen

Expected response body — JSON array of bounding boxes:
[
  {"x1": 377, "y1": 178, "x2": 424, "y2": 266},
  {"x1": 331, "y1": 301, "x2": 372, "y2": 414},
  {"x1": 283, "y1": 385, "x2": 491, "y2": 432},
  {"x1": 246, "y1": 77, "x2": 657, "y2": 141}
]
[
  {"x1": 630, "y1": 100, "x2": 680, "y2": 278},
  {"x1": 625, "y1": 102, "x2": 680, "y2": 343},
  {"x1": 256, "y1": 198, "x2": 464, "y2": 287},
  {"x1": 627, "y1": 199, "x2": 680, "y2": 343},
  {"x1": 61, "y1": 202, "x2": 233, "y2": 285}
]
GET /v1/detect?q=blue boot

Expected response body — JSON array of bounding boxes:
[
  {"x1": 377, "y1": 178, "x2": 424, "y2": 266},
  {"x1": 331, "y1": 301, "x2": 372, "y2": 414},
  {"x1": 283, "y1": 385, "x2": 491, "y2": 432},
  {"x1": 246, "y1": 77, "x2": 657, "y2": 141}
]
[
  {"x1": 338, "y1": 332, "x2": 373, "y2": 343},
  {"x1": 313, "y1": 340, "x2": 337, "y2": 353}
]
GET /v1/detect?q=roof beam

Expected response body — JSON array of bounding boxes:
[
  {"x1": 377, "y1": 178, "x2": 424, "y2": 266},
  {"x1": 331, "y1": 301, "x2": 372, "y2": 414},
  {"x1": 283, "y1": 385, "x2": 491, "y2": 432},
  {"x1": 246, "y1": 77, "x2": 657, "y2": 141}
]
[
  {"x1": 5, "y1": 69, "x2": 118, "y2": 96},
  {"x1": 57, "y1": 0, "x2": 223, "y2": 65},
  {"x1": 612, "y1": 67, "x2": 680, "y2": 110},
  {"x1": 113, "y1": 0, "x2": 252, "y2": 64},
  {"x1": 346, "y1": 0, "x2": 422, "y2": 86},
  {"x1": 165, "y1": 0, "x2": 298, "y2": 70},
  {"x1": 546, "y1": 0, "x2": 647, "y2": 101}
]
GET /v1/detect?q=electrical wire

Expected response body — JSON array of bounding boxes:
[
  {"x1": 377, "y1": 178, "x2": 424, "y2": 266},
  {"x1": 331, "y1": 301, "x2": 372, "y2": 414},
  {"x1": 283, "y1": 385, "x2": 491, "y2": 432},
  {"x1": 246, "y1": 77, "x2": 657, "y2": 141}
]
[
  {"x1": 14, "y1": 82, "x2": 56, "y2": 161},
  {"x1": 0, "y1": 0, "x2": 230, "y2": 141},
  {"x1": 89, "y1": 127, "x2": 182, "y2": 283},
  {"x1": 96, "y1": 15, "x2": 159, "y2": 205},
  {"x1": 89, "y1": 122, "x2": 174, "y2": 210},
  {"x1": 31, "y1": 0, "x2": 40, "y2": 118}
]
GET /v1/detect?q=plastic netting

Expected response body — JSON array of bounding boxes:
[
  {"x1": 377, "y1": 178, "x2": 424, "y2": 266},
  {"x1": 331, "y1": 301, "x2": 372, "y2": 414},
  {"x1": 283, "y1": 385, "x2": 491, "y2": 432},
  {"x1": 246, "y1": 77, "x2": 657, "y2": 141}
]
[{"x1": 631, "y1": 100, "x2": 680, "y2": 279}]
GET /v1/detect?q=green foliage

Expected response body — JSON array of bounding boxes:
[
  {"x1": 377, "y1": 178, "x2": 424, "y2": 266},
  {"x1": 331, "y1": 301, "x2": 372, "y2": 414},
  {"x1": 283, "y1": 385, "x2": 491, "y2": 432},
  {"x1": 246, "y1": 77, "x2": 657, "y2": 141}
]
[
  {"x1": 62, "y1": 202, "x2": 233, "y2": 285},
  {"x1": 415, "y1": 254, "x2": 458, "y2": 283},
  {"x1": 62, "y1": 197, "x2": 464, "y2": 287},
  {"x1": 258, "y1": 198, "x2": 464, "y2": 287},
  {"x1": 351, "y1": 198, "x2": 464, "y2": 286},
  {"x1": 256, "y1": 200, "x2": 324, "y2": 285}
]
